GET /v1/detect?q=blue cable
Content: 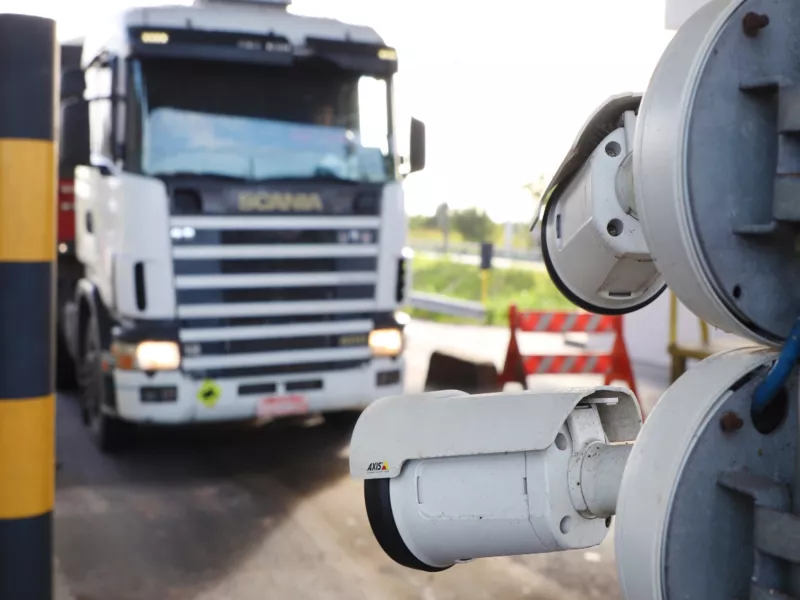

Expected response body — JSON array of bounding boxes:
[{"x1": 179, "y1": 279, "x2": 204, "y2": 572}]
[{"x1": 752, "y1": 317, "x2": 800, "y2": 414}]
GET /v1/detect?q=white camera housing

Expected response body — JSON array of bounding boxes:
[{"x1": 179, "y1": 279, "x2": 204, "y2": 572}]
[
  {"x1": 350, "y1": 387, "x2": 642, "y2": 571},
  {"x1": 539, "y1": 93, "x2": 666, "y2": 315}
]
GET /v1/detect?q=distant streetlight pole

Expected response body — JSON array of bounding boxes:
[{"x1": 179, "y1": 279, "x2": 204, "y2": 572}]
[{"x1": 436, "y1": 202, "x2": 449, "y2": 254}]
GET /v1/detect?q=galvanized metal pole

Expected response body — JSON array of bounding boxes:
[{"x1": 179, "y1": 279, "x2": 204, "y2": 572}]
[{"x1": 0, "y1": 13, "x2": 58, "y2": 600}]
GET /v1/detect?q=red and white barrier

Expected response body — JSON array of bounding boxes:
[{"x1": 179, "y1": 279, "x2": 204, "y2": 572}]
[{"x1": 498, "y1": 305, "x2": 639, "y2": 399}]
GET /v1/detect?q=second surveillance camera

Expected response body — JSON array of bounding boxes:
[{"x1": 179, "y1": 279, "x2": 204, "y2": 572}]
[{"x1": 349, "y1": 387, "x2": 643, "y2": 572}]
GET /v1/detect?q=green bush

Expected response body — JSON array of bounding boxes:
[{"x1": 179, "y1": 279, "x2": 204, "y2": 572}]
[
  {"x1": 407, "y1": 228, "x2": 465, "y2": 244},
  {"x1": 408, "y1": 208, "x2": 536, "y2": 250},
  {"x1": 449, "y1": 208, "x2": 496, "y2": 243},
  {"x1": 408, "y1": 214, "x2": 437, "y2": 230},
  {"x1": 409, "y1": 256, "x2": 575, "y2": 325}
]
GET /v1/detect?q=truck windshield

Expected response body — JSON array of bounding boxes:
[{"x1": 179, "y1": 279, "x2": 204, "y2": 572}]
[{"x1": 130, "y1": 58, "x2": 395, "y2": 183}]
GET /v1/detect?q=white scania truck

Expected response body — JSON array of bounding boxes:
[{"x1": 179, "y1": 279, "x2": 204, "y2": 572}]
[{"x1": 57, "y1": 0, "x2": 425, "y2": 452}]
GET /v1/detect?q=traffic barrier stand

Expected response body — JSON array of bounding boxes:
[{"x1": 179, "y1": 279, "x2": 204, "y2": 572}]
[
  {"x1": 498, "y1": 305, "x2": 639, "y2": 400},
  {"x1": 425, "y1": 350, "x2": 501, "y2": 394}
]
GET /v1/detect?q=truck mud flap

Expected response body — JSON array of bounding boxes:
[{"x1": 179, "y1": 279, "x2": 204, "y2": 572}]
[{"x1": 102, "y1": 372, "x2": 117, "y2": 411}]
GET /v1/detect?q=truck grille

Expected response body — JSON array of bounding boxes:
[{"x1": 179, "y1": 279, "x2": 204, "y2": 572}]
[{"x1": 170, "y1": 214, "x2": 381, "y2": 379}]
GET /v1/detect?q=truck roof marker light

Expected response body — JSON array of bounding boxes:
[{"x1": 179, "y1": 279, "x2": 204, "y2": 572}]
[{"x1": 141, "y1": 31, "x2": 169, "y2": 45}]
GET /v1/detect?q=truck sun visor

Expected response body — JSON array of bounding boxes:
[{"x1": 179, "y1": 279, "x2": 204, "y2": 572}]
[{"x1": 128, "y1": 27, "x2": 397, "y2": 75}]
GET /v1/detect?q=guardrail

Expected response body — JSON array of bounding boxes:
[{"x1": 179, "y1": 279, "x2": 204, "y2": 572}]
[
  {"x1": 409, "y1": 291, "x2": 487, "y2": 321},
  {"x1": 410, "y1": 241, "x2": 542, "y2": 263}
]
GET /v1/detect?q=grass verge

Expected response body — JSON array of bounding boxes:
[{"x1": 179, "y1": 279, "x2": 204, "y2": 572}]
[{"x1": 409, "y1": 256, "x2": 575, "y2": 326}]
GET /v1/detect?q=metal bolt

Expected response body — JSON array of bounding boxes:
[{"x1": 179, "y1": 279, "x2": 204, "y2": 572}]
[
  {"x1": 742, "y1": 12, "x2": 770, "y2": 37},
  {"x1": 721, "y1": 411, "x2": 745, "y2": 433}
]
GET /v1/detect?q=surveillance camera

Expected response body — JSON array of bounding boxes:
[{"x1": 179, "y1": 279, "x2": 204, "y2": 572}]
[
  {"x1": 350, "y1": 387, "x2": 643, "y2": 571},
  {"x1": 538, "y1": 93, "x2": 666, "y2": 315}
]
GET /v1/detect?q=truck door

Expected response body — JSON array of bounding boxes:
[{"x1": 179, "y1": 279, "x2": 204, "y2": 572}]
[{"x1": 74, "y1": 53, "x2": 119, "y2": 306}]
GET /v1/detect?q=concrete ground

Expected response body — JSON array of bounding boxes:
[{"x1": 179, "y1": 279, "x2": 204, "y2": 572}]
[{"x1": 54, "y1": 320, "x2": 670, "y2": 600}]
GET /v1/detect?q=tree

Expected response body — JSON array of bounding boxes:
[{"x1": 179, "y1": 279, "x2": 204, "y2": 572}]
[
  {"x1": 408, "y1": 214, "x2": 437, "y2": 230},
  {"x1": 523, "y1": 175, "x2": 548, "y2": 247},
  {"x1": 522, "y1": 174, "x2": 547, "y2": 207},
  {"x1": 450, "y1": 208, "x2": 496, "y2": 243}
]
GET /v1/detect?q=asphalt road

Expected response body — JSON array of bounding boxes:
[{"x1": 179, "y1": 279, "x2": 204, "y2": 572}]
[{"x1": 55, "y1": 320, "x2": 670, "y2": 600}]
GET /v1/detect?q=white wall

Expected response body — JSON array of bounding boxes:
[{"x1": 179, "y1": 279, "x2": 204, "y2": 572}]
[
  {"x1": 622, "y1": 291, "x2": 746, "y2": 369},
  {"x1": 665, "y1": 0, "x2": 714, "y2": 29}
]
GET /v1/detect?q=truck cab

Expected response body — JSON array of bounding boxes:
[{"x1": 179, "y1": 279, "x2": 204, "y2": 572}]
[{"x1": 58, "y1": 0, "x2": 425, "y2": 452}]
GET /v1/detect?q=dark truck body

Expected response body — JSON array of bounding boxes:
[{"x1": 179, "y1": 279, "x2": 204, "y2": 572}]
[
  {"x1": 59, "y1": 42, "x2": 82, "y2": 254},
  {"x1": 56, "y1": 41, "x2": 85, "y2": 389}
]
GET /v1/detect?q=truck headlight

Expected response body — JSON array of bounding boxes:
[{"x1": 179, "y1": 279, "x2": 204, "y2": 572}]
[
  {"x1": 136, "y1": 341, "x2": 181, "y2": 370},
  {"x1": 369, "y1": 328, "x2": 403, "y2": 358},
  {"x1": 111, "y1": 341, "x2": 181, "y2": 371}
]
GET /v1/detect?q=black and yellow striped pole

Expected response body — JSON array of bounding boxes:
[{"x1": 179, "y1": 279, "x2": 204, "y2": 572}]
[{"x1": 0, "y1": 13, "x2": 58, "y2": 600}]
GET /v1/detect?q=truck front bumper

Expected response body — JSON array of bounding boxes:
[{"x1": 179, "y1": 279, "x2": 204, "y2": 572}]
[{"x1": 110, "y1": 358, "x2": 404, "y2": 424}]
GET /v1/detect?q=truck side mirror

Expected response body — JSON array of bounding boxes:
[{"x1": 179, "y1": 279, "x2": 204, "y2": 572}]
[
  {"x1": 60, "y1": 68, "x2": 85, "y2": 101},
  {"x1": 60, "y1": 98, "x2": 90, "y2": 168},
  {"x1": 409, "y1": 117, "x2": 426, "y2": 173}
]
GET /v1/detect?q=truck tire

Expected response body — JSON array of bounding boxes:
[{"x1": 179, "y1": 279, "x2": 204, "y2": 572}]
[
  {"x1": 79, "y1": 313, "x2": 133, "y2": 454},
  {"x1": 56, "y1": 328, "x2": 78, "y2": 391}
]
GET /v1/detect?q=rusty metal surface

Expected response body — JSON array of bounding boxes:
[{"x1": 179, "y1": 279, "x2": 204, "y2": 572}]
[
  {"x1": 756, "y1": 507, "x2": 800, "y2": 564},
  {"x1": 750, "y1": 584, "x2": 797, "y2": 600}
]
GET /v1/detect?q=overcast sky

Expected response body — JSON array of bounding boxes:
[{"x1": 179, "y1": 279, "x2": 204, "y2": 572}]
[{"x1": 6, "y1": 0, "x2": 674, "y2": 222}]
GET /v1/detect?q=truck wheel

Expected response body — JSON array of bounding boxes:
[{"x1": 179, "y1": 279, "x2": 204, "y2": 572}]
[
  {"x1": 79, "y1": 314, "x2": 133, "y2": 454},
  {"x1": 56, "y1": 328, "x2": 78, "y2": 391}
]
